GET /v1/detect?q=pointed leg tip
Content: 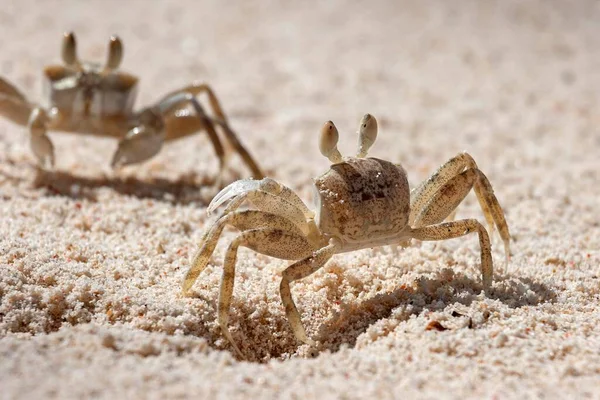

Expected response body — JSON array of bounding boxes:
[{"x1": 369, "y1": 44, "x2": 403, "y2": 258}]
[
  {"x1": 482, "y1": 279, "x2": 493, "y2": 296},
  {"x1": 181, "y1": 280, "x2": 193, "y2": 296},
  {"x1": 232, "y1": 345, "x2": 244, "y2": 359},
  {"x1": 110, "y1": 151, "x2": 127, "y2": 169},
  {"x1": 503, "y1": 241, "x2": 511, "y2": 261}
]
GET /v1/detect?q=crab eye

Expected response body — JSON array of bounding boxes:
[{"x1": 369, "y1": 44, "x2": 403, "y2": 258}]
[
  {"x1": 319, "y1": 121, "x2": 343, "y2": 164},
  {"x1": 105, "y1": 35, "x2": 123, "y2": 70},
  {"x1": 357, "y1": 113, "x2": 378, "y2": 158},
  {"x1": 62, "y1": 32, "x2": 79, "y2": 66}
]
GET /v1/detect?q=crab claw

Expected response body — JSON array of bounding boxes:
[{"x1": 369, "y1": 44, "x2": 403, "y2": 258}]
[
  {"x1": 30, "y1": 134, "x2": 55, "y2": 168},
  {"x1": 28, "y1": 108, "x2": 55, "y2": 168},
  {"x1": 111, "y1": 127, "x2": 164, "y2": 168},
  {"x1": 111, "y1": 110, "x2": 165, "y2": 168},
  {"x1": 207, "y1": 178, "x2": 262, "y2": 214}
]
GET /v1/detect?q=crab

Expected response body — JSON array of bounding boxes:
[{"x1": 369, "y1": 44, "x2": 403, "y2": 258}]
[
  {"x1": 0, "y1": 32, "x2": 263, "y2": 178},
  {"x1": 181, "y1": 114, "x2": 511, "y2": 357}
]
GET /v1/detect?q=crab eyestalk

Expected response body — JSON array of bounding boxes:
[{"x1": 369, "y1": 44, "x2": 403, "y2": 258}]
[
  {"x1": 62, "y1": 32, "x2": 79, "y2": 67},
  {"x1": 319, "y1": 121, "x2": 343, "y2": 164},
  {"x1": 105, "y1": 35, "x2": 123, "y2": 70},
  {"x1": 356, "y1": 113, "x2": 378, "y2": 158}
]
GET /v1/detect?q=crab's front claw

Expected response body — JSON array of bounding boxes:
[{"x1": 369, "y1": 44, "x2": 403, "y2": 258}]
[
  {"x1": 111, "y1": 128, "x2": 164, "y2": 168},
  {"x1": 28, "y1": 108, "x2": 55, "y2": 168},
  {"x1": 111, "y1": 110, "x2": 165, "y2": 168},
  {"x1": 30, "y1": 133, "x2": 55, "y2": 168}
]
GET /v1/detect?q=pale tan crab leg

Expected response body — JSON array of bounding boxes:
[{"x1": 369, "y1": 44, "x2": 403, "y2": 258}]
[
  {"x1": 409, "y1": 152, "x2": 510, "y2": 261},
  {"x1": 0, "y1": 76, "x2": 28, "y2": 103},
  {"x1": 0, "y1": 76, "x2": 33, "y2": 126},
  {"x1": 217, "y1": 228, "x2": 315, "y2": 357},
  {"x1": 410, "y1": 219, "x2": 493, "y2": 291},
  {"x1": 158, "y1": 82, "x2": 264, "y2": 178},
  {"x1": 158, "y1": 82, "x2": 229, "y2": 122},
  {"x1": 182, "y1": 210, "x2": 305, "y2": 295},
  {"x1": 0, "y1": 76, "x2": 55, "y2": 167},
  {"x1": 280, "y1": 238, "x2": 341, "y2": 345}
]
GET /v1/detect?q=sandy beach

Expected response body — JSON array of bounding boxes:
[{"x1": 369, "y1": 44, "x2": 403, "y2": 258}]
[{"x1": 1, "y1": 0, "x2": 599, "y2": 398}]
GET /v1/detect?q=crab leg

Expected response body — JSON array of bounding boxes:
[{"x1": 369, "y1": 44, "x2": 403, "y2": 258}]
[
  {"x1": 410, "y1": 152, "x2": 475, "y2": 215},
  {"x1": 280, "y1": 238, "x2": 341, "y2": 345},
  {"x1": 410, "y1": 219, "x2": 493, "y2": 291},
  {"x1": 0, "y1": 77, "x2": 33, "y2": 126},
  {"x1": 158, "y1": 82, "x2": 229, "y2": 122},
  {"x1": 157, "y1": 83, "x2": 264, "y2": 178},
  {"x1": 410, "y1": 152, "x2": 510, "y2": 260},
  {"x1": 217, "y1": 228, "x2": 315, "y2": 357},
  {"x1": 0, "y1": 76, "x2": 28, "y2": 102},
  {"x1": 0, "y1": 77, "x2": 57, "y2": 167},
  {"x1": 158, "y1": 91, "x2": 226, "y2": 172},
  {"x1": 182, "y1": 210, "x2": 306, "y2": 295}
]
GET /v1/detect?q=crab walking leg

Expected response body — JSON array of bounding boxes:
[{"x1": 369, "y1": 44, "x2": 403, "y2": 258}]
[
  {"x1": 280, "y1": 238, "x2": 340, "y2": 345},
  {"x1": 158, "y1": 83, "x2": 263, "y2": 178},
  {"x1": 0, "y1": 77, "x2": 35, "y2": 127},
  {"x1": 158, "y1": 82, "x2": 229, "y2": 122},
  {"x1": 409, "y1": 152, "x2": 510, "y2": 260},
  {"x1": 159, "y1": 92, "x2": 226, "y2": 174},
  {"x1": 0, "y1": 93, "x2": 33, "y2": 127},
  {"x1": 28, "y1": 108, "x2": 55, "y2": 167},
  {"x1": 218, "y1": 229, "x2": 315, "y2": 357},
  {"x1": 0, "y1": 77, "x2": 28, "y2": 102},
  {"x1": 209, "y1": 116, "x2": 264, "y2": 179},
  {"x1": 182, "y1": 210, "x2": 306, "y2": 295},
  {"x1": 412, "y1": 169, "x2": 481, "y2": 227},
  {"x1": 410, "y1": 219, "x2": 493, "y2": 291},
  {"x1": 471, "y1": 170, "x2": 511, "y2": 261},
  {"x1": 410, "y1": 152, "x2": 478, "y2": 221}
]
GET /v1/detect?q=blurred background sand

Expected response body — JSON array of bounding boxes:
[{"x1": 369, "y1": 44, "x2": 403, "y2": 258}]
[{"x1": 1, "y1": 0, "x2": 599, "y2": 398}]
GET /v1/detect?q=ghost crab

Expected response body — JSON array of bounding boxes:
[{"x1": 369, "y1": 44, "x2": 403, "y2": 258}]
[
  {"x1": 0, "y1": 32, "x2": 263, "y2": 178},
  {"x1": 182, "y1": 114, "x2": 511, "y2": 357}
]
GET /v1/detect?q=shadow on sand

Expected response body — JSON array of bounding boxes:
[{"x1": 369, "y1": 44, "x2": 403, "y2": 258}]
[
  {"x1": 31, "y1": 167, "x2": 223, "y2": 205},
  {"x1": 186, "y1": 268, "x2": 557, "y2": 363}
]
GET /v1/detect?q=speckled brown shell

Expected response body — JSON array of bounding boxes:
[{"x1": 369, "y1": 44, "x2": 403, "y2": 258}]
[{"x1": 314, "y1": 157, "x2": 410, "y2": 243}]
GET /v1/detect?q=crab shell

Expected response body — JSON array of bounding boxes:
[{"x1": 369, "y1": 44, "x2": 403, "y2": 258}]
[
  {"x1": 43, "y1": 64, "x2": 138, "y2": 134},
  {"x1": 313, "y1": 157, "x2": 410, "y2": 250}
]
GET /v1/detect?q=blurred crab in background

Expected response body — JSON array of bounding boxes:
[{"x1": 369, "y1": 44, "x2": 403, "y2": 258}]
[
  {"x1": 182, "y1": 114, "x2": 511, "y2": 357},
  {"x1": 0, "y1": 32, "x2": 264, "y2": 178}
]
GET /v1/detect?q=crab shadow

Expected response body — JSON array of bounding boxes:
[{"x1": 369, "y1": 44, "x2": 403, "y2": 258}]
[
  {"x1": 31, "y1": 167, "x2": 223, "y2": 205},
  {"x1": 189, "y1": 271, "x2": 556, "y2": 363},
  {"x1": 310, "y1": 272, "x2": 557, "y2": 355}
]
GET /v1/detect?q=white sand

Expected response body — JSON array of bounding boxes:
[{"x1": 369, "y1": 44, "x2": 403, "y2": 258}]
[{"x1": 1, "y1": 0, "x2": 599, "y2": 398}]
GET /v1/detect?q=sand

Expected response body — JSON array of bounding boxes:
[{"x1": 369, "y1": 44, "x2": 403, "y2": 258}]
[{"x1": 1, "y1": 0, "x2": 599, "y2": 398}]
